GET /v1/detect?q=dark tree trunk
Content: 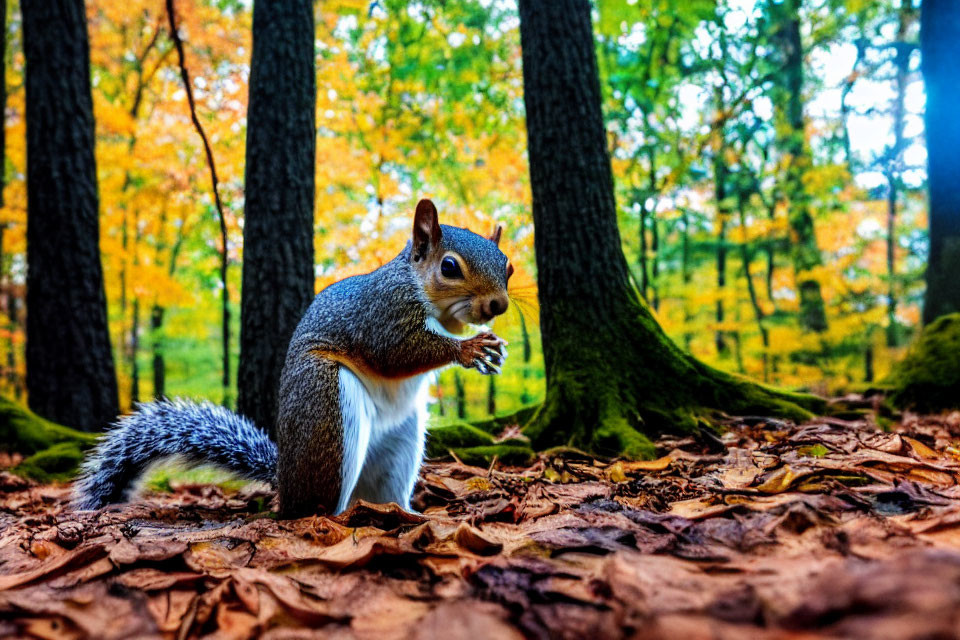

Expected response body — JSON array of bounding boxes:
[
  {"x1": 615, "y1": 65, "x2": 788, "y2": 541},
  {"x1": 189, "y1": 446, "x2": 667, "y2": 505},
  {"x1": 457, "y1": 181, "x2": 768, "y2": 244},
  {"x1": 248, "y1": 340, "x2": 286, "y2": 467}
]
[
  {"x1": 454, "y1": 371, "x2": 466, "y2": 420},
  {"x1": 237, "y1": 0, "x2": 316, "y2": 434},
  {"x1": 519, "y1": 312, "x2": 532, "y2": 405},
  {"x1": 130, "y1": 298, "x2": 140, "y2": 404},
  {"x1": 518, "y1": 0, "x2": 822, "y2": 457},
  {"x1": 638, "y1": 198, "x2": 649, "y2": 302},
  {"x1": 921, "y1": 0, "x2": 960, "y2": 324},
  {"x1": 151, "y1": 305, "x2": 165, "y2": 400},
  {"x1": 22, "y1": 0, "x2": 118, "y2": 431},
  {"x1": 769, "y1": 0, "x2": 828, "y2": 333},
  {"x1": 646, "y1": 145, "x2": 660, "y2": 311},
  {"x1": 7, "y1": 294, "x2": 20, "y2": 399},
  {"x1": 487, "y1": 376, "x2": 496, "y2": 416}
]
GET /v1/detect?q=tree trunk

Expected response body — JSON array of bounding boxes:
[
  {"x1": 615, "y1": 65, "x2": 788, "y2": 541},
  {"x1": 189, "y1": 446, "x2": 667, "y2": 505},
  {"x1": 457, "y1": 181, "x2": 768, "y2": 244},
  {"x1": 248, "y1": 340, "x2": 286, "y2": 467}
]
[
  {"x1": 518, "y1": 0, "x2": 822, "y2": 458},
  {"x1": 454, "y1": 371, "x2": 466, "y2": 420},
  {"x1": 130, "y1": 298, "x2": 140, "y2": 405},
  {"x1": 921, "y1": 0, "x2": 960, "y2": 324},
  {"x1": 769, "y1": 0, "x2": 828, "y2": 333},
  {"x1": 519, "y1": 312, "x2": 533, "y2": 405},
  {"x1": 22, "y1": 0, "x2": 119, "y2": 431},
  {"x1": 638, "y1": 197, "x2": 649, "y2": 302},
  {"x1": 739, "y1": 197, "x2": 770, "y2": 382},
  {"x1": 237, "y1": 0, "x2": 316, "y2": 434},
  {"x1": 646, "y1": 145, "x2": 660, "y2": 311},
  {"x1": 885, "y1": 0, "x2": 915, "y2": 347},
  {"x1": 714, "y1": 118, "x2": 729, "y2": 356},
  {"x1": 151, "y1": 304, "x2": 165, "y2": 400},
  {"x1": 487, "y1": 376, "x2": 496, "y2": 416}
]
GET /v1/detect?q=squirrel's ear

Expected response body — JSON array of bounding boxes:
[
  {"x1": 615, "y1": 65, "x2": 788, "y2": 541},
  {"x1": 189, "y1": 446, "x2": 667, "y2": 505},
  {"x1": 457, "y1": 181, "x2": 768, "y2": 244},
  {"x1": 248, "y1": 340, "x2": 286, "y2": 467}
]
[
  {"x1": 413, "y1": 198, "x2": 442, "y2": 261},
  {"x1": 488, "y1": 224, "x2": 503, "y2": 246}
]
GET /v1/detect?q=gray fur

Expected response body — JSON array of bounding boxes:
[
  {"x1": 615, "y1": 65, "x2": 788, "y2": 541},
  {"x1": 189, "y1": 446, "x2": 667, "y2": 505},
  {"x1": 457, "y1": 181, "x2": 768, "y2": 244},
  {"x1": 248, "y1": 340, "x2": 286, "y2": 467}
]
[{"x1": 73, "y1": 399, "x2": 277, "y2": 510}]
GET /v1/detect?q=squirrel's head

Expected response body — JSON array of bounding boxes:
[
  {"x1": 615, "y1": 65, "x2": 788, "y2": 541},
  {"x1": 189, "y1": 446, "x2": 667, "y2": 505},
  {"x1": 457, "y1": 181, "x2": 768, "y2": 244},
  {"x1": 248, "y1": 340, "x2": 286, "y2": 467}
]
[{"x1": 410, "y1": 198, "x2": 514, "y2": 334}]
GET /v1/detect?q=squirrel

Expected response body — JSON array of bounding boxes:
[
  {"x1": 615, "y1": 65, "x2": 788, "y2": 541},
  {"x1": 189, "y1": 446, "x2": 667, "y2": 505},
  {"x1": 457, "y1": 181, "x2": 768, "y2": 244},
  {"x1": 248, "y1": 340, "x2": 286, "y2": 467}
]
[{"x1": 74, "y1": 199, "x2": 512, "y2": 516}]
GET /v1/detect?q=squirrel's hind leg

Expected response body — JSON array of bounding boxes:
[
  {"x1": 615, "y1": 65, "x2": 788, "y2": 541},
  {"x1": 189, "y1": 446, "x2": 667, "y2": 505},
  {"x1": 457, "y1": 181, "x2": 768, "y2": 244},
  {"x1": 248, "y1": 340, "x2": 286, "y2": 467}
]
[
  {"x1": 351, "y1": 411, "x2": 426, "y2": 511},
  {"x1": 276, "y1": 355, "x2": 372, "y2": 517}
]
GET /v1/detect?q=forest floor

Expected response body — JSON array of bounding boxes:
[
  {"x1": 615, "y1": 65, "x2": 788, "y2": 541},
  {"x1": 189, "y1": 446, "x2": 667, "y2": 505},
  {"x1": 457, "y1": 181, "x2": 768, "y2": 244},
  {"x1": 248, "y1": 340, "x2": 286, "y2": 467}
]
[{"x1": 5, "y1": 402, "x2": 960, "y2": 638}]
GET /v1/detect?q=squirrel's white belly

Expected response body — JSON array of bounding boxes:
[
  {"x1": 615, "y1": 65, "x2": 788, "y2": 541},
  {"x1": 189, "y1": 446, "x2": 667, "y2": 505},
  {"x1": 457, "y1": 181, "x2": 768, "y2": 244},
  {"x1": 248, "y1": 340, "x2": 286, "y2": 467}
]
[{"x1": 341, "y1": 367, "x2": 430, "y2": 437}]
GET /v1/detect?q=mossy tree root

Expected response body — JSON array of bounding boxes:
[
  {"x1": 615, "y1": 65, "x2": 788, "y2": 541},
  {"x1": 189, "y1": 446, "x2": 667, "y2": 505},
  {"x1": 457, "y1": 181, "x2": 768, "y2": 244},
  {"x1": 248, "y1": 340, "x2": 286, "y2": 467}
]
[
  {"x1": 0, "y1": 396, "x2": 99, "y2": 481},
  {"x1": 522, "y1": 302, "x2": 825, "y2": 460},
  {"x1": 426, "y1": 419, "x2": 535, "y2": 467},
  {"x1": 886, "y1": 313, "x2": 960, "y2": 412}
]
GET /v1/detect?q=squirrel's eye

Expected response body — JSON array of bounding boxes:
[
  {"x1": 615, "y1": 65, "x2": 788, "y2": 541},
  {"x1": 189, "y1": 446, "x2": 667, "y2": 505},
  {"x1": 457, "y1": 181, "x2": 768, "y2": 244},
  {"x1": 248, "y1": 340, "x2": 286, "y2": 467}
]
[{"x1": 440, "y1": 256, "x2": 463, "y2": 279}]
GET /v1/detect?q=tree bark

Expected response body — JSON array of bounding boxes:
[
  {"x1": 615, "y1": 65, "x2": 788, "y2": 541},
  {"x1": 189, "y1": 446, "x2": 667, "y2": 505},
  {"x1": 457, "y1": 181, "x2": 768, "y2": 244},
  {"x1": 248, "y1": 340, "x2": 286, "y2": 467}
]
[
  {"x1": 454, "y1": 372, "x2": 466, "y2": 420},
  {"x1": 518, "y1": 0, "x2": 822, "y2": 457},
  {"x1": 885, "y1": 0, "x2": 915, "y2": 346},
  {"x1": 151, "y1": 305, "x2": 165, "y2": 400},
  {"x1": 921, "y1": 0, "x2": 960, "y2": 324},
  {"x1": 237, "y1": 0, "x2": 316, "y2": 434},
  {"x1": 769, "y1": 0, "x2": 828, "y2": 333},
  {"x1": 714, "y1": 109, "x2": 729, "y2": 356},
  {"x1": 22, "y1": 0, "x2": 119, "y2": 431},
  {"x1": 487, "y1": 376, "x2": 496, "y2": 416}
]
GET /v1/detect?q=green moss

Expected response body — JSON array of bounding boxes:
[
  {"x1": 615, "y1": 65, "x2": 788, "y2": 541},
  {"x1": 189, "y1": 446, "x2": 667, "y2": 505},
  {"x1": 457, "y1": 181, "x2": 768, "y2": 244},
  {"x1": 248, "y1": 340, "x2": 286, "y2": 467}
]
[
  {"x1": 450, "y1": 444, "x2": 535, "y2": 466},
  {"x1": 0, "y1": 396, "x2": 100, "y2": 481},
  {"x1": 141, "y1": 463, "x2": 249, "y2": 494},
  {"x1": 426, "y1": 422, "x2": 495, "y2": 458},
  {"x1": 887, "y1": 313, "x2": 960, "y2": 412},
  {"x1": 466, "y1": 404, "x2": 541, "y2": 435},
  {"x1": 0, "y1": 396, "x2": 99, "y2": 454},
  {"x1": 14, "y1": 442, "x2": 87, "y2": 483},
  {"x1": 701, "y1": 365, "x2": 824, "y2": 419},
  {"x1": 593, "y1": 415, "x2": 657, "y2": 459}
]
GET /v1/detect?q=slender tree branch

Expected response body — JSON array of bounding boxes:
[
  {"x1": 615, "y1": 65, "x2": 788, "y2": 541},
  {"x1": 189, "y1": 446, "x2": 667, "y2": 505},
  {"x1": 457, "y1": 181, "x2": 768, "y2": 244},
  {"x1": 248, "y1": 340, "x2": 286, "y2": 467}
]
[{"x1": 165, "y1": 0, "x2": 232, "y2": 401}]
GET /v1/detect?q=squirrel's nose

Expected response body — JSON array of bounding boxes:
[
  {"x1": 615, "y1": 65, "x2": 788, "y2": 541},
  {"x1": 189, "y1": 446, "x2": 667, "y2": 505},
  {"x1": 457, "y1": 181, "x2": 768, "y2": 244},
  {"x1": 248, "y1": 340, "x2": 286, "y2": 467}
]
[{"x1": 484, "y1": 296, "x2": 509, "y2": 318}]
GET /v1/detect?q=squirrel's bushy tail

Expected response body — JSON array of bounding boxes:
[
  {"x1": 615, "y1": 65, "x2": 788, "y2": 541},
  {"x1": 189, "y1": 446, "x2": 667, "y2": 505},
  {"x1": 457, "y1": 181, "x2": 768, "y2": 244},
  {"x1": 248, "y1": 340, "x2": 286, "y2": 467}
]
[{"x1": 73, "y1": 399, "x2": 277, "y2": 510}]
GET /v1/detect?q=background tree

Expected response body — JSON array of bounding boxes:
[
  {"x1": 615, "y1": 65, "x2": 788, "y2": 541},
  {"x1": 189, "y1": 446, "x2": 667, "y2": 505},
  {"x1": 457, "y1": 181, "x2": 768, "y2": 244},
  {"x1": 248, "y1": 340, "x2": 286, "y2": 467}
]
[
  {"x1": 517, "y1": 0, "x2": 821, "y2": 457},
  {"x1": 765, "y1": 0, "x2": 828, "y2": 334},
  {"x1": 21, "y1": 0, "x2": 118, "y2": 430},
  {"x1": 237, "y1": 0, "x2": 316, "y2": 433},
  {"x1": 921, "y1": 0, "x2": 960, "y2": 324}
]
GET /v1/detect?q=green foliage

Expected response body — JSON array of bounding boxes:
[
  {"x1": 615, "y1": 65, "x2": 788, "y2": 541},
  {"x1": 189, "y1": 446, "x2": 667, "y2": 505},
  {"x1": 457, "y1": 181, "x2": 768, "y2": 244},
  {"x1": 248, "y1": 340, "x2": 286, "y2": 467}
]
[{"x1": 887, "y1": 313, "x2": 960, "y2": 413}]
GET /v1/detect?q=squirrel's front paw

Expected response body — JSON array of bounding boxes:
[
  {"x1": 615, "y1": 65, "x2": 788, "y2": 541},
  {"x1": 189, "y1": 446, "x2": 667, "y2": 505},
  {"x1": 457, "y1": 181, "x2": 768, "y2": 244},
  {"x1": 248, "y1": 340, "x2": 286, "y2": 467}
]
[{"x1": 458, "y1": 332, "x2": 508, "y2": 375}]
